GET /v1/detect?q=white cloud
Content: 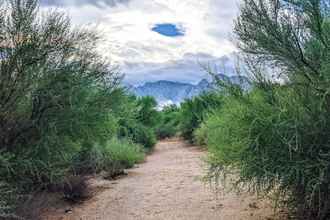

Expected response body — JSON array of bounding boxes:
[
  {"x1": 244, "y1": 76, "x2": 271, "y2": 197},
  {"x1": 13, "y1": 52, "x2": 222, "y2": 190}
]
[
  {"x1": 41, "y1": 0, "x2": 240, "y2": 85},
  {"x1": 122, "y1": 52, "x2": 240, "y2": 85}
]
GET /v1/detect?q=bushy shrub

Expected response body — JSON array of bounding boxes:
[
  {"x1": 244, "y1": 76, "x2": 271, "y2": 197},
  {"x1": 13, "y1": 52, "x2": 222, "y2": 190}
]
[
  {"x1": 63, "y1": 175, "x2": 90, "y2": 202},
  {"x1": 73, "y1": 138, "x2": 144, "y2": 177},
  {"x1": 131, "y1": 125, "x2": 157, "y2": 151},
  {"x1": 72, "y1": 143, "x2": 106, "y2": 175},
  {"x1": 156, "y1": 124, "x2": 177, "y2": 139},
  {"x1": 136, "y1": 96, "x2": 160, "y2": 128},
  {"x1": 156, "y1": 105, "x2": 180, "y2": 139},
  {"x1": 0, "y1": 182, "x2": 19, "y2": 220},
  {"x1": 204, "y1": 86, "x2": 330, "y2": 219},
  {"x1": 201, "y1": 1, "x2": 330, "y2": 219},
  {"x1": 193, "y1": 123, "x2": 208, "y2": 147},
  {"x1": 0, "y1": 0, "x2": 122, "y2": 187},
  {"x1": 0, "y1": 0, "x2": 147, "y2": 217},
  {"x1": 105, "y1": 138, "x2": 145, "y2": 169},
  {"x1": 179, "y1": 93, "x2": 222, "y2": 142},
  {"x1": 116, "y1": 95, "x2": 158, "y2": 151}
]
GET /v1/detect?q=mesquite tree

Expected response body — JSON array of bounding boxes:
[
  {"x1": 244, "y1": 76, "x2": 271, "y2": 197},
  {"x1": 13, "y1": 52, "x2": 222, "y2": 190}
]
[
  {"x1": 233, "y1": 0, "x2": 330, "y2": 219},
  {"x1": 0, "y1": 0, "x2": 120, "y2": 152}
]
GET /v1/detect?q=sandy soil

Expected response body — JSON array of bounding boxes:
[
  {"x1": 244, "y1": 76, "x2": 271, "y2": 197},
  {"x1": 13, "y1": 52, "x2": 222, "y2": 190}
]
[{"x1": 43, "y1": 139, "x2": 282, "y2": 220}]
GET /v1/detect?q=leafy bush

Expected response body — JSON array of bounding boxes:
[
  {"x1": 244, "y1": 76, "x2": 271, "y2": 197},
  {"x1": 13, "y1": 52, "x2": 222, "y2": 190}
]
[
  {"x1": 200, "y1": 1, "x2": 330, "y2": 219},
  {"x1": 0, "y1": 0, "x2": 147, "y2": 217},
  {"x1": 63, "y1": 175, "x2": 90, "y2": 202},
  {"x1": 105, "y1": 138, "x2": 145, "y2": 169},
  {"x1": 179, "y1": 93, "x2": 222, "y2": 142},
  {"x1": 193, "y1": 123, "x2": 208, "y2": 147},
  {"x1": 156, "y1": 105, "x2": 180, "y2": 139},
  {"x1": 115, "y1": 95, "x2": 158, "y2": 151},
  {"x1": 0, "y1": 182, "x2": 19, "y2": 220},
  {"x1": 136, "y1": 96, "x2": 160, "y2": 128},
  {"x1": 156, "y1": 124, "x2": 177, "y2": 140},
  {"x1": 204, "y1": 86, "x2": 330, "y2": 219},
  {"x1": 73, "y1": 138, "x2": 144, "y2": 177},
  {"x1": 130, "y1": 125, "x2": 157, "y2": 151},
  {"x1": 0, "y1": 0, "x2": 122, "y2": 187}
]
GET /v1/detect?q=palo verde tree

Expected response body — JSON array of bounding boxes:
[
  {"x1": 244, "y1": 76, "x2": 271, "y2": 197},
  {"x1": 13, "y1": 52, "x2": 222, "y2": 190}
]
[
  {"x1": 211, "y1": 0, "x2": 330, "y2": 219},
  {"x1": 0, "y1": 0, "x2": 123, "y2": 217}
]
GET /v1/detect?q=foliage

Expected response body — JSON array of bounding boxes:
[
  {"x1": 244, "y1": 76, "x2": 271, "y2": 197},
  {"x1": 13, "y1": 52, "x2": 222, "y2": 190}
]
[
  {"x1": 73, "y1": 138, "x2": 144, "y2": 177},
  {"x1": 105, "y1": 138, "x2": 145, "y2": 169},
  {"x1": 0, "y1": 182, "x2": 19, "y2": 219},
  {"x1": 156, "y1": 105, "x2": 180, "y2": 139},
  {"x1": 203, "y1": 86, "x2": 330, "y2": 219},
  {"x1": 63, "y1": 175, "x2": 89, "y2": 202},
  {"x1": 130, "y1": 124, "x2": 157, "y2": 151},
  {"x1": 0, "y1": 0, "x2": 149, "y2": 218},
  {"x1": 179, "y1": 92, "x2": 222, "y2": 142},
  {"x1": 136, "y1": 96, "x2": 160, "y2": 128},
  {"x1": 0, "y1": 0, "x2": 123, "y2": 187},
  {"x1": 116, "y1": 95, "x2": 158, "y2": 151},
  {"x1": 193, "y1": 123, "x2": 208, "y2": 147},
  {"x1": 200, "y1": 0, "x2": 330, "y2": 219}
]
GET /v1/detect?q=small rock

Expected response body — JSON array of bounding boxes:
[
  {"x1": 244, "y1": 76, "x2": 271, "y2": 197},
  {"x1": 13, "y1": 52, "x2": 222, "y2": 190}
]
[{"x1": 65, "y1": 208, "x2": 72, "y2": 213}]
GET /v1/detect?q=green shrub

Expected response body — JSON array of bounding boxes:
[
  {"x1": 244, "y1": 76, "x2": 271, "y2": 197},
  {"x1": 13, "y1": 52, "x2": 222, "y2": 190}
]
[
  {"x1": 131, "y1": 125, "x2": 157, "y2": 151},
  {"x1": 72, "y1": 142, "x2": 106, "y2": 175},
  {"x1": 115, "y1": 95, "x2": 158, "y2": 150},
  {"x1": 136, "y1": 96, "x2": 160, "y2": 128},
  {"x1": 205, "y1": 90, "x2": 263, "y2": 171},
  {"x1": 0, "y1": 0, "x2": 121, "y2": 189},
  {"x1": 105, "y1": 138, "x2": 145, "y2": 169},
  {"x1": 156, "y1": 124, "x2": 177, "y2": 139},
  {"x1": 0, "y1": 182, "x2": 18, "y2": 219},
  {"x1": 193, "y1": 123, "x2": 208, "y2": 147},
  {"x1": 0, "y1": 0, "x2": 147, "y2": 217},
  {"x1": 63, "y1": 175, "x2": 90, "y2": 202},
  {"x1": 179, "y1": 93, "x2": 222, "y2": 143},
  {"x1": 156, "y1": 105, "x2": 180, "y2": 139},
  {"x1": 211, "y1": 0, "x2": 330, "y2": 218},
  {"x1": 204, "y1": 87, "x2": 330, "y2": 219},
  {"x1": 73, "y1": 138, "x2": 144, "y2": 177}
]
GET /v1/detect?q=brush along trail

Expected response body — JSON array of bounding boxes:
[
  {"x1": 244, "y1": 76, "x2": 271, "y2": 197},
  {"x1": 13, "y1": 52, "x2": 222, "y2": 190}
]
[{"x1": 44, "y1": 139, "x2": 280, "y2": 220}]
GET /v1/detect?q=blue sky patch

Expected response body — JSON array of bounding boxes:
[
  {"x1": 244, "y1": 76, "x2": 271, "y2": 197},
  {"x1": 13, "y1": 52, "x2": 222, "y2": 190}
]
[{"x1": 152, "y1": 23, "x2": 185, "y2": 37}]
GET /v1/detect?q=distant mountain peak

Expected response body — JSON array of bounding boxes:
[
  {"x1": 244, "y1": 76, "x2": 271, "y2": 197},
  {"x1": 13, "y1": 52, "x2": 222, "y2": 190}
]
[{"x1": 132, "y1": 76, "x2": 250, "y2": 108}]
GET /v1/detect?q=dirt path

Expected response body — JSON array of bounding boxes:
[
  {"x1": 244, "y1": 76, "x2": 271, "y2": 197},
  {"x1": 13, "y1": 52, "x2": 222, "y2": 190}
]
[{"x1": 44, "y1": 139, "x2": 279, "y2": 220}]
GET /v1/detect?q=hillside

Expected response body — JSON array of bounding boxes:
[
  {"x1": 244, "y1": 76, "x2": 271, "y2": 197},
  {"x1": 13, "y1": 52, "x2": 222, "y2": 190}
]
[{"x1": 132, "y1": 75, "x2": 249, "y2": 107}]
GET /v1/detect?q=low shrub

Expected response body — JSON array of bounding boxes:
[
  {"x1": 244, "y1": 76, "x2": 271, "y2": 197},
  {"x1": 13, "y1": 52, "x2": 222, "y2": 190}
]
[
  {"x1": 72, "y1": 142, "x2": 106, "y2": 175},
  {"x1": 155, "y1": 105, "x2": 180, "y2": 139},
  {"x1": 63, "y1": 175, "x2": 90, "y2": 202},
  {"x1": 156, "y1": 124, "x2": 177, "y2": 139},
  {"x1": 0, "y1": 182, "x2": 19, "y2": 220},
  {"x1": 193, "y1": 123, "x2": 208, "y2": 147},
  {"x1": 116, "y1": 95, "x2": 158, "y2": 151},
  {"x1": 229, "y1": 0, "x2": 330, "y2": 218},
  {"x1": 0, "y1": 1, "x2": 149, "y2": 217},
  {"x1": 204, "y1": 87, "x2": 330, "y2": 219},
  {"x1": 131, "y1": 125, "x2": 157, "y2": 151},
  {"x1": 179, "y1": 93, "x2": 222, "y2": 143},
  {"x1": 105, "y1": 138, "x2": 145, "y2": 169},
  {"x1": 73, "y1": 138, "x2": 144, "y2": 177}
]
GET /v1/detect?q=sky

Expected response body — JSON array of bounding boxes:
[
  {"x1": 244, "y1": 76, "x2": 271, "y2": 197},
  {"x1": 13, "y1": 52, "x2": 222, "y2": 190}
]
[{"x1": 40, "y1": 0, "x2": 240, "y2": 85}]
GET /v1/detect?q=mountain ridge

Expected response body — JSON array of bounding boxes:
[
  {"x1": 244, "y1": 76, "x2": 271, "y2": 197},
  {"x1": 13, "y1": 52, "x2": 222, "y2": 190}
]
[{"x1": 131, "y1": 75, "x2": 250, "y2": 108}]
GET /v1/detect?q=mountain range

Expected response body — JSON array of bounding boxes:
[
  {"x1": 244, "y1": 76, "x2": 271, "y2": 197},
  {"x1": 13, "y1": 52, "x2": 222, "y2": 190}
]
[{"x1": 131, "y1": 74, "x2": 250, "y2": 108}]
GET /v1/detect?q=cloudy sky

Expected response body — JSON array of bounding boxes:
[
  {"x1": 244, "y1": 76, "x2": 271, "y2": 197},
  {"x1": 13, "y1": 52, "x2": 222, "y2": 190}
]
[{"x1": 41, "y1": 0, "x2": 240, "y2": 85}]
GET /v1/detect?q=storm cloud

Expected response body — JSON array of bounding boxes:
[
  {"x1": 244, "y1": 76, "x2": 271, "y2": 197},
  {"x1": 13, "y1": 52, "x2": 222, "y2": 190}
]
[{"x1": 40, "y1": 0, "x2": 240, "y2": 85}]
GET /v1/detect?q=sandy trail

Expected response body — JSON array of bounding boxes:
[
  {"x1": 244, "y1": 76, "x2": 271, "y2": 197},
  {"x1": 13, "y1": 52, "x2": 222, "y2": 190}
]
[{"x1": 44, "y1": 139, "x2": 279, "y2": 220}]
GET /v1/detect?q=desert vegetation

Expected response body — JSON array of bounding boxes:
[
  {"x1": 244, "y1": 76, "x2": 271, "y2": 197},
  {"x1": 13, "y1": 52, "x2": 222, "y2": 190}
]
[
  {"x1": 2, "y1": 0, "x2": 330, "y2": 220},
  {"x1": 175, "y1": 0, "x2": 330, "y2": 219},
  {"x1": 0, "y1": 0, "x2": 157, "y2": 218}
]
